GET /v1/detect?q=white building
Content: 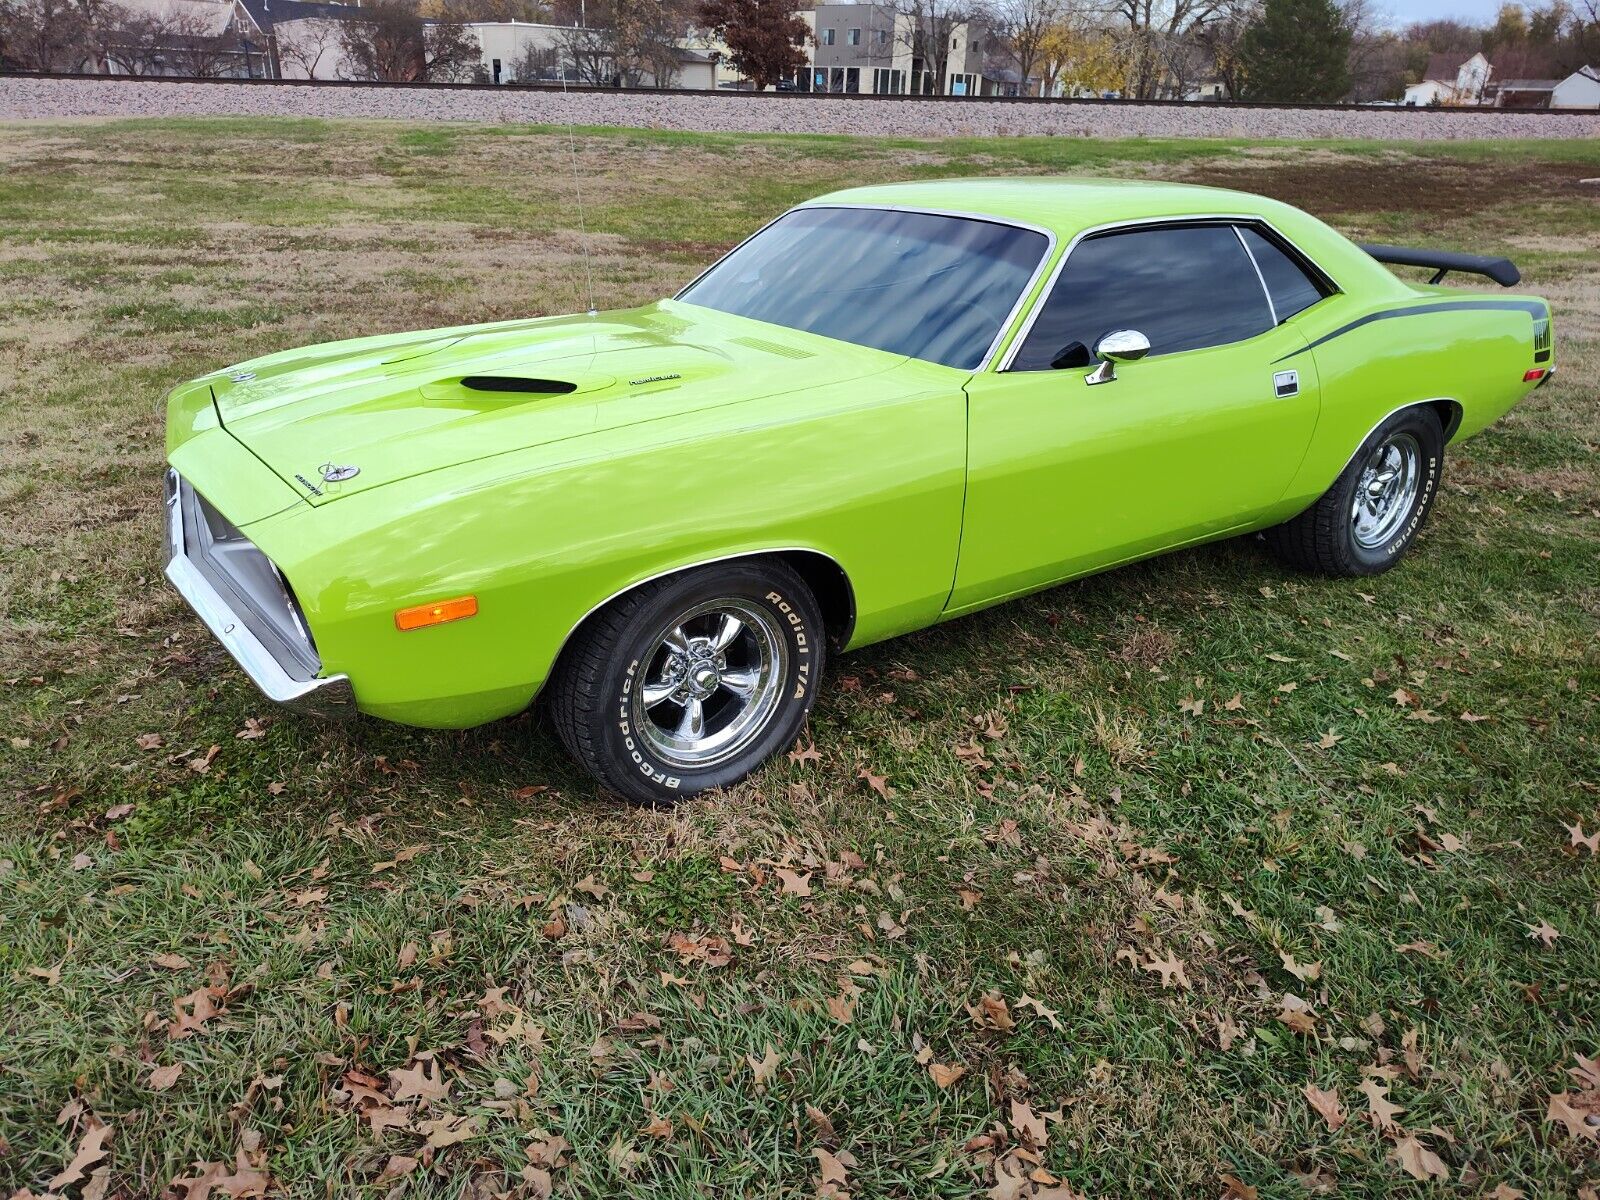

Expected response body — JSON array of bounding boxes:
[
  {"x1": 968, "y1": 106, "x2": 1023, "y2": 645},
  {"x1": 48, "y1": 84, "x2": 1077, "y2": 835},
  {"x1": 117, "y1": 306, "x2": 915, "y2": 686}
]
[
  {"x1": 1552, "y1": 66, "x2": 1600, "y2": 109},
  {"x1": 1403, "y1": 51, "x2": 1490, "y2": 106}
]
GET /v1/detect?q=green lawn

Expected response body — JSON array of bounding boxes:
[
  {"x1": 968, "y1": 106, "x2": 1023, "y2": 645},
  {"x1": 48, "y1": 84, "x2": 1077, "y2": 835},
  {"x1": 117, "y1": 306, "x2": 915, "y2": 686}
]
[{"x1": 0, "y1": 119, "x2": 1597, "y2": 1200}]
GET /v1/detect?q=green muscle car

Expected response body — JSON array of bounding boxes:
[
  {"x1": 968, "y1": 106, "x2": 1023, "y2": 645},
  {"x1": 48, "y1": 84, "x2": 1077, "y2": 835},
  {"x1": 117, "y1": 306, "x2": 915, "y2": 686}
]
[{"x1": 164, "y1": 179, "x2": 1556, "y2": 804}]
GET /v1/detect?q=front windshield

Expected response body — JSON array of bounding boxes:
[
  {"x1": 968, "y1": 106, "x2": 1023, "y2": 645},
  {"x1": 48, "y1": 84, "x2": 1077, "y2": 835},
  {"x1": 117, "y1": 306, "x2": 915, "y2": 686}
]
[{"x1": 677, "y1": 206, "x2": 1049, "y2": 371}]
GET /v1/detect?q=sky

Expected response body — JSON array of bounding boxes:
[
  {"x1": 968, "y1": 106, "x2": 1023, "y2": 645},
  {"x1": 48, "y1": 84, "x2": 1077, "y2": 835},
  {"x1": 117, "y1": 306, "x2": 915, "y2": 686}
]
[{"x1": 1377, "y1": 0, "x2": 1518, "y2": 25}]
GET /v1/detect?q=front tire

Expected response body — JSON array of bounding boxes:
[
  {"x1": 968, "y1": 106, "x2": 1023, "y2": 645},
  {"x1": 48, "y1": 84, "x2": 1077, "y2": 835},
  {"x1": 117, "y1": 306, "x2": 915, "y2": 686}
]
[
  {"x1": 1265, "y1": 406, "x2": 1444, "y2": 577},
  {"x1": 546, "y1": 559, "x2": 825, "y2": 805}
]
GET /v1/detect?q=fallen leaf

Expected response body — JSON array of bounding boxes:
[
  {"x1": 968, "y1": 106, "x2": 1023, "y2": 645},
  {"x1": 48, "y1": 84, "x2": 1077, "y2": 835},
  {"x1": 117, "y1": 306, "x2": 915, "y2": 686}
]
[
  {"x1": 1220, "y1": 1175, "x2": 1258, "y2": 1200},
  {"x1": 928, "y1": 1061, "x2": 967, "y2": 1088},
  {"x1": 1303, "y1": 1083, "x2": 1345, "y2": 1131},
  {"x1": 416, "y1": 1113, "x2": 476, "y2": 1150},
  {"x1": 1391, "y1": 1135, "x2": 1449, "y2": 1181},
  {"x1": 1017, "y1": 993, "x2": 1061, "y2": 1031},
  {"x1": 1280, "y1": 951, "x2": 1322, "y2": 982},
  {"x1": 774, "y1": 868, "x2": 812, "y2": 897},
  {"x1": 1564, "y1": 821, "x2": 1600, "y2": 855},
  {"x1": 789, "y1": 741, "x2": 822, "y2": 765},
  {"x1": 1546, "y1": 1091, "x2": 1600, "y2": 1142},
  {"x1": 747, "y1": 1045, "x2": 779, "y2": 1087},
  {"x1": 813, "y1": 1146, "x2": 852, "y2": 1192},
  {"x1": 858, "y1": 767, "x2": 890, "y2": 798},
  {"x1": 1141, "y1": 949, "x2": 1191, "y2": 990},
  {"x1": 1009, "y1": 1098, "x2": 1048, "y2": 1148},
  {"x1": 149, "y1": 1063, "x2": 183, "y2": 1091},
  {"x1": 50, "y1": 1122, "x2": 111, "y2": 1190},
  {"x1": 1526, "y1": 921, "x2": 1560, "y2": 947},
  {"x1": 389, "y1": 1059, "x2": 450, "y2": 1104},
  {"x1": 1359, "y1": 1078, "x2": 1404, "y2": 1132}
]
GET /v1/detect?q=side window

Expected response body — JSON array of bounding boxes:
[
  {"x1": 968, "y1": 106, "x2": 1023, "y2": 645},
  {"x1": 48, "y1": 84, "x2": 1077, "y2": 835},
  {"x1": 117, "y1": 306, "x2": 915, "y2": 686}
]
[
  {"x1": 1010, "y1": 224, "x2": 1274, "y2": 371},
  {"x1": 1238, "y1": 226, "x2": 1327, "y2": 322}
]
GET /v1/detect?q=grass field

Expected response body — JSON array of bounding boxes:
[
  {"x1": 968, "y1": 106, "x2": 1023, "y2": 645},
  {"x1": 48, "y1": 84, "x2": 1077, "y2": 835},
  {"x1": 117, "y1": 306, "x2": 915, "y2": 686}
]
[{"x1": 1, "y1": 120, "x2": 1597, "y2": 1199}]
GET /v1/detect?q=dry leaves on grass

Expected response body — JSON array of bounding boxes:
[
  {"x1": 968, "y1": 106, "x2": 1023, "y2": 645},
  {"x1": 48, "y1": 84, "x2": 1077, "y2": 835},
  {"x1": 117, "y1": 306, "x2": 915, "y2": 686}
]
[
  {"x1": 1303, "y1": 1083, "x2": 1345, "y2": 1131},
  {"x1": 664, "y1": 931, "x2": 733, "y2": 968},
  {"x1": 813, "y1": 1147, "x2": 854, "y2": 1199},
  {"x1": 168, "y1": 1149, "x2": 272, "y2": 1199},
  {"x1": 49, "y1": 1119, "x2": 110, "y2": 1191}
]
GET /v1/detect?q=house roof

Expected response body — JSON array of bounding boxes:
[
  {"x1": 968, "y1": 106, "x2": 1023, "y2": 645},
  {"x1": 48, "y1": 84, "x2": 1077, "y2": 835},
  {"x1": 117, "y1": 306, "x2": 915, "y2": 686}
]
[
  {"x1": 1495, "y1": 78, "x2": 1559, "y2": 91},
  {"x1": 237, "y1": 0, "x2": 365, "y2": 31},
  {"x1": 1422, "y1": 52, "x2": 1465, "y2": 83}
]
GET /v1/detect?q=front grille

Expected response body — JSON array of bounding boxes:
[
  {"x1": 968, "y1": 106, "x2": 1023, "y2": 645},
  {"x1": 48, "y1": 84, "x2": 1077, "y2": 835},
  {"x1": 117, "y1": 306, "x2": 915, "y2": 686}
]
[{"x1": 172, "y1": 475, "x2": 321, "y2": 681}]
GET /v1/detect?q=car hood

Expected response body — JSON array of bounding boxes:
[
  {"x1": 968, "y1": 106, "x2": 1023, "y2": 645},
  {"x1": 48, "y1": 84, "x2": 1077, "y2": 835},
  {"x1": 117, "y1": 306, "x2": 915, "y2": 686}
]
[{"x1": 209, "y1": 301, "x2": 904, "y2": 506}]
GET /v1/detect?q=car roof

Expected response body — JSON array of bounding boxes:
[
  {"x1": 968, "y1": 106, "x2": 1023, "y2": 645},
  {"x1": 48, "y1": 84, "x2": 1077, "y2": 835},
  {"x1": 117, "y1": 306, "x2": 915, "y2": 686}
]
[{"x1": 801, "y1": 178, "x2": 1294, "y2": 239}]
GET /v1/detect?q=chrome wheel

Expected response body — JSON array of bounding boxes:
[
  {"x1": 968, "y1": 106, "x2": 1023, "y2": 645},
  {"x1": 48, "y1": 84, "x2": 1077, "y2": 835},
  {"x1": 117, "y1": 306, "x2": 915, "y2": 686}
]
[
  {"x1": 632, "y1": 598, "x2": 787, "y2": 770},
  {"x1": 1351, "y1": 432, "x2": 1421, "y2": 550}
]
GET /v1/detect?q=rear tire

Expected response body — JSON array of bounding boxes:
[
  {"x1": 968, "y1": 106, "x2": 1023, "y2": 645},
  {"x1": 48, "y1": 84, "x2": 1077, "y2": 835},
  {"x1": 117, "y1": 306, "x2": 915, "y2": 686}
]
[
  {"x1": 546, "y1": 559, "x2": 824, "y2": 806},
  {"x1": 1264, "y1": 406, "x2": 1444, "y2": 577}
]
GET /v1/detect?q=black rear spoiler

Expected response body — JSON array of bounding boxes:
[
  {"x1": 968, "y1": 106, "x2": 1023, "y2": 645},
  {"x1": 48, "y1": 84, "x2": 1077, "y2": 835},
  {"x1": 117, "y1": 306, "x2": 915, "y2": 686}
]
[{"x1": 1358, "y1": 243, "x2": 1521, "y2": 288}]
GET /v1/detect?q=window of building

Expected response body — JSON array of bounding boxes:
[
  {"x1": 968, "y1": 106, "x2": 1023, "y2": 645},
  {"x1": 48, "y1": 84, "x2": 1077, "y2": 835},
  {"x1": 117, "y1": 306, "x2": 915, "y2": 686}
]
[
  {"x1": 948, "y1": 72, "x2": 977, "y2": 95},
  {"x1": 1010, "y1": 224, "x2": 1277, "y2": 371},
  {"x1": 872, "y1": 67, "x2": 905, "y2": 93},
  {"x1": 847, "y1": 27, "x2": 860, "y2": 45},
  {"x1": 1237, "y1": 227, "x2": 1328, "y2": 322},
  {"x1": 874, "y1": 28, "x2": 888, "y2": 44},
  {"x1": 822, "y1": 27, "x2": 836, "y2": 45}
]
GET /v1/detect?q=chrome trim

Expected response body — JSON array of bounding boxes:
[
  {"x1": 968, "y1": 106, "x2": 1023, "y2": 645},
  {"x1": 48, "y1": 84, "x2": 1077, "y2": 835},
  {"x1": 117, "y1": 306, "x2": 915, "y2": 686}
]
[
  {"x1": 1235, "y1": 224, "x2": 1278, "y2": 326},
  {"x1": 673, "y1": 202, "x2": 1059, "y2": 373},
  {"x1": 996, "y1": 213, "x2": 1342, "y2": 373},
  {"x1": 164, "y1": 469, "x2": 353, "y2": 715}
]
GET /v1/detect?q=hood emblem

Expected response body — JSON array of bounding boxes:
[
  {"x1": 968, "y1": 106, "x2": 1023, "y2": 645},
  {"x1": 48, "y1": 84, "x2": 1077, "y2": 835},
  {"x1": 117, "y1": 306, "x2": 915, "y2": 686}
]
[
  {"x1": 229, "y1": 371, "x2": 257, "y2": 383},
  {"x1": 629, "y1": 373, "x2": 681, "y2": 387},
  {"x1": 319, "y1": 463, "x2": 360, "y2": 483}
]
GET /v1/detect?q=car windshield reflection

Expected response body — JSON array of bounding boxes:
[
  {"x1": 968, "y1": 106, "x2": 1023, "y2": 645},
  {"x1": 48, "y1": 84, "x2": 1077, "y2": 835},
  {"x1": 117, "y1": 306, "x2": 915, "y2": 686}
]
[{"x1": 677, "y1": 206, "x2": 1049, "y2": 371}]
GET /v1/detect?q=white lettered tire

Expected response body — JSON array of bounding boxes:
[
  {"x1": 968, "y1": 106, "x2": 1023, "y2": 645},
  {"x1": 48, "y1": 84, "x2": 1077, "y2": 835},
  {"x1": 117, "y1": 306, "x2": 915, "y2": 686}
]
[{"x1": 546, "y1": 559, "x2": 825, "y2": 805}]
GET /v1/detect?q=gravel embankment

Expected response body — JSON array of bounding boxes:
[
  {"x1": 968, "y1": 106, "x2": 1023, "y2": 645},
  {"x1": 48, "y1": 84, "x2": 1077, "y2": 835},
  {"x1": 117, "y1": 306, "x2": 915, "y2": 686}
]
[{"x1": 3, "y1": 74, "x2": 1598, "y2": 139}]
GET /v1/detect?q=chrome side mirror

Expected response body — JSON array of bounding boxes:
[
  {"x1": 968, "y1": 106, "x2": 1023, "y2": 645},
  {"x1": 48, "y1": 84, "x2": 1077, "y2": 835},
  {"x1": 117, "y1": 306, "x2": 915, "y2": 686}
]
[{"x1": 1085, "y1": 329, "x2": 1151, "y2": 386}]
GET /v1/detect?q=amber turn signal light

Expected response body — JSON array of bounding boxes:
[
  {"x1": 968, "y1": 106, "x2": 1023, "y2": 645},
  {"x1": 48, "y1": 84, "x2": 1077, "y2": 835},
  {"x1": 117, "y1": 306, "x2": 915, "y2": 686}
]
[{"x1": 395, "y1": 595, "x2": 478, "y2": 631}]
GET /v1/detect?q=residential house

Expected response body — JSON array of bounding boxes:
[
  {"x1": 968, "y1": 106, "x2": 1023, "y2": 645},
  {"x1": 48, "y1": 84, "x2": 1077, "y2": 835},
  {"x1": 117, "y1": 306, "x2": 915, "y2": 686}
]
[
  {"x1": 107, "y1": 0, "x2": 274, "y2": 76},
  {"x1": 1402, "y1": 51, "x2": 1490, "y2": 106},
  {"x1": 1492, "y1": 65, "x2": 1600, "y2": 108}
]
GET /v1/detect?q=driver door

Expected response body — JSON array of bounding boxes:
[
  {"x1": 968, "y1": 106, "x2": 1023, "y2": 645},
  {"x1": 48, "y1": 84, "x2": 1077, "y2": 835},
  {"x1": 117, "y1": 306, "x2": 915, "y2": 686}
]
[{"x1": 948, "y1": 221, "x2": 1324, "y2": 612}]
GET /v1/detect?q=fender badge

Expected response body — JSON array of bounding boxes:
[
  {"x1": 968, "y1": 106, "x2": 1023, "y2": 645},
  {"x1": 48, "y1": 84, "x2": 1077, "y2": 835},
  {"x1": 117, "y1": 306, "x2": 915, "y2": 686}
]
[
  {"x1": 229, "y1": 371, "x2": 256, "y2": 383},
  {"x1": 319, "y1": 463, "x2": 360, "y2": 483},
  {"x1": 629, "y1": 373, "x2": 681, "y2": 387}
]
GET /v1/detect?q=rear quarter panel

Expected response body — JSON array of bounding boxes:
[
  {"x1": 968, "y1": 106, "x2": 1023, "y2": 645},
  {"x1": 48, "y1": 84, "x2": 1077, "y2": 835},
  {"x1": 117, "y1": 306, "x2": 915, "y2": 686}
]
[
  {"x1": 1276, "y1": 294, "x2": 1548, "y2": 513},
  {"x1": 240, "y1": 359, "x2": 968, "y2": 727}
]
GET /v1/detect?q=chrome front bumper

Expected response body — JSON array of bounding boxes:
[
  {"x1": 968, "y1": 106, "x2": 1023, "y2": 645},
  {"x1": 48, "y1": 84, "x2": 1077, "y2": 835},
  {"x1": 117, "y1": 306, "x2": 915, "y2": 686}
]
[{"x1": 164, "y1": 469, "x2": 354, "y2": 715}]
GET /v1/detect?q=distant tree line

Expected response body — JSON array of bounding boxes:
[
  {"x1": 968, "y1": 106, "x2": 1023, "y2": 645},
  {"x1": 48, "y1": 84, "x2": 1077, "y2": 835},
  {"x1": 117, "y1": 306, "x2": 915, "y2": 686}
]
[{"x1": 3, "y1": 0, "x2": 1597, "y2": 100}]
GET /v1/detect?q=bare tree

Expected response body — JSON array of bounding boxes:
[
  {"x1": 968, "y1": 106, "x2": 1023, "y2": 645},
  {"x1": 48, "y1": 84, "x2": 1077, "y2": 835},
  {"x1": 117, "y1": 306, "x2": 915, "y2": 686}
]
[
  {"x1": 0, "y1": 0, "x2": 91, "y2": 71},
  {"x1": 555, "y1": 21, "x2": 611, "y2": 81},
  {"x1": 160, "y1": 7, "x2": 246, "y2": 77},
  {"x1": 508, "y1": 37, "x2": 558, "y2": 81},
  {"x1": 274, "y1": 17, "x2": 344, "y2": 77},
  {"x1": 989, "y1": 0, "x2": 1066, "y2": 94},
  {"x1": 339, "y1": 0, "x2": 480, "y2": 81},
  {"x1": 611, "y1": 0, "x2": 686, "y2": 85},
  {"x1": 888, "y1": 0, "x2": 987, "y2": 94},
  {"x1": 1100, "y1": 0, "x2": 1237, "y2": 98}
]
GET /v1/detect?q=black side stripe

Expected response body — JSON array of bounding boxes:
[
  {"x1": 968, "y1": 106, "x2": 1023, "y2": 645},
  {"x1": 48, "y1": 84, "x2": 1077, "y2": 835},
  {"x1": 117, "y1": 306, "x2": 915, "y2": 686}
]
[{"x1": 1274, "y1": 298, "x2": 1549, "y2": 363}]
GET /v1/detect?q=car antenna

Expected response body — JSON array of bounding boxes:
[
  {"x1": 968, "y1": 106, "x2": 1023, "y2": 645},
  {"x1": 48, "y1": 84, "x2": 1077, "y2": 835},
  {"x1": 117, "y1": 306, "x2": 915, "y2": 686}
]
[{"x1": 559, "y1": 61, "x2": 598, "y2": 317}]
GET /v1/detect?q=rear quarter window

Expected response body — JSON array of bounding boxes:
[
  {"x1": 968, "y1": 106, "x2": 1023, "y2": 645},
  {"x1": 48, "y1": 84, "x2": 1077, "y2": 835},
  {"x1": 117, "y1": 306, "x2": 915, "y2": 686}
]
[{"x1": 1239, "y1": 226, "x2": 1328, "y2": 322}]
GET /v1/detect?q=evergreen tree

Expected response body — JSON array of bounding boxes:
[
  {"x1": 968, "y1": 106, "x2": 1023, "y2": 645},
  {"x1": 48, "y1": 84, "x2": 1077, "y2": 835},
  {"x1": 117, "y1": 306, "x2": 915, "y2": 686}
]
[{"x1": 1238, "y1": 0, "x2": 1353, "y2": 102}]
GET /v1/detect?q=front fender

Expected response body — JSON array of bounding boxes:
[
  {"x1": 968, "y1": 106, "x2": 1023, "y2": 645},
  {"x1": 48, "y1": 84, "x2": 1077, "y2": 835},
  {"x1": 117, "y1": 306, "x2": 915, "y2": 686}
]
[{"x1": 244, "y1": 360, "x2": 967, "y2": 728}]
